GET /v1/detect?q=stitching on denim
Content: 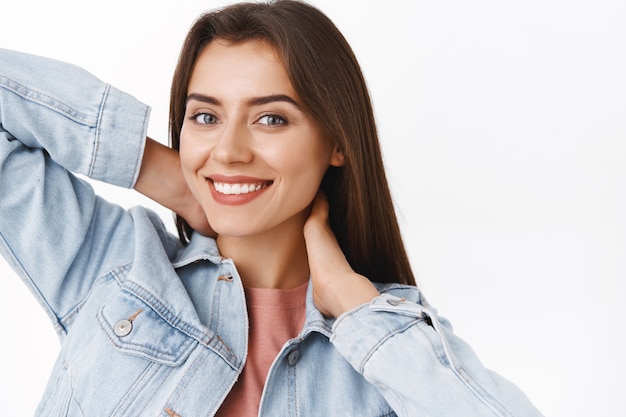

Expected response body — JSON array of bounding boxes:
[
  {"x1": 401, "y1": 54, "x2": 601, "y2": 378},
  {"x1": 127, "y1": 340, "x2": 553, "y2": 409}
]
[
  {"x1": 127, "y1": 104, "x2": 151, "y2": 189},
  {"x1": 36, "y1": 361, "x2": 72, "y2": 415},
  {"x1": 67, "y1": 362, "x2": 86, "y2": 416},
  {"x1": 165, "y1": 350, "x2": 206, "y2": 406},
  {"x1": 134, "y1": 365, "x2": 172, "y2": 417},
  {"x1": 58, "y1": 271, "x2": 116, "y2": 332},
  {"x1": 428, "y1": 317, "x2": 513, "y2": 417},
  {"x1": 286, "y1": 352, "x2": 298, "y2": 417},
  {"x1": 111, "y1": 265, "x2": 240, "y2": 366},
  {"x1": 89, "y1": 83, "x2": 109, "y2": 178},
  {"x1": 455, "y1": 364, "x2": 513, "y2": 417},
  {"x1": 0, "y1": 228, "x2": 63, "y2": 331},
  {"x1": 359, "y1": 318, "x2": 421, "y2": 374},
  {"x1": 209, "y1": 272, "x2": 223, "y2": 336},
  {"x1": 378, "y1": 284, "x2": 423, "y2": 304},
  {"x1": 110, "y1": 362, "x2": 159, "y2": 417},
  {"x1": 122, "y1": 280, "x2": 197, "y2": 336},
  {"x1": 97, "y1": 305, "x2": 196, "y2": 364},
  {"x1": 414, "y1": 319, "x2": 449, "y2": 365},
  {"x1": 128, "y1": 277, "x2": 237, "y2": 363},
  {"x1": 0, "y1": 74, "x2": 97, "y2": 126},
  {"x1": 126, "y1": 280, "x2": 224, "y2": 348},
  {"x1": 293, "y1": 355, "x2": 299, "y2": 417},
  {"x1": 111, "y1": 263, "x2": 133, "y2": 284}
]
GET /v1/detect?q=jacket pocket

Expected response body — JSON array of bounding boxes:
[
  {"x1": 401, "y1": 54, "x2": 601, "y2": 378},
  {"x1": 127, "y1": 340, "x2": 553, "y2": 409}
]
[{"x1": 97, "y1": 293, "x2": 197, "y2": 366}]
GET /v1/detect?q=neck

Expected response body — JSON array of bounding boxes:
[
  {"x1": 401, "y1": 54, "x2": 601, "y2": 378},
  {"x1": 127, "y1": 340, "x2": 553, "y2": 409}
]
[{"x1": 216, "y1": 216, "x2": 310, "y2": 289}]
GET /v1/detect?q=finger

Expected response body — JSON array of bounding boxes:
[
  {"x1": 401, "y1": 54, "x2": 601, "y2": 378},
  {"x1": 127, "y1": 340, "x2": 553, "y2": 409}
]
[{"x1": 309, "y1": 190, "x2": 329, "y2": 222}]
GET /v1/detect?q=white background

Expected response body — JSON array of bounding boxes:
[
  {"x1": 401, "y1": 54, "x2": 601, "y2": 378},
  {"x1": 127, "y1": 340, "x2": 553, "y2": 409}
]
[{"x1": 1, "y1": 1, "x2": 625, "y2": 416}]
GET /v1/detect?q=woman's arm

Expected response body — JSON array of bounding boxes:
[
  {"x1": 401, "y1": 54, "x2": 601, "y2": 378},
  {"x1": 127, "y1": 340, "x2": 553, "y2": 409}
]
[
  {"x1": 303, "y1": 192, "x2": 380, "y2": 318},
  {"x1": 304, "y1": 192, "x2": 543, "y2": 417},
  {"x1": 330, "y1": 296, "x2": 544, "y2": 417},
  {"x1": 135, "y1": 138, "x2": 214, "y2": 236},
  {"x1": 0, "y1": 48, "x2": 150, "y2": 331}
]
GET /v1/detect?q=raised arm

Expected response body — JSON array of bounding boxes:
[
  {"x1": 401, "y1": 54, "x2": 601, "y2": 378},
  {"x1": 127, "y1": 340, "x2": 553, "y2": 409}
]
[
  {"x1": 304, "y1": 192, "x2": 543, "y2": 417},
  {"x1": 135, "y1": 137, "x2": 213, "y2": 237},
  {"x1": 0, "y1": 48, "x2": 150, "y2": 331}
]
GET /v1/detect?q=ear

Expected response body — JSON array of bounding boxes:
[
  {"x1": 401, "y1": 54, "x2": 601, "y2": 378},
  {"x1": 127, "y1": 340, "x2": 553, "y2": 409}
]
[{"x1": 329, "y1": 145, "x2": 345, "y2": 167}]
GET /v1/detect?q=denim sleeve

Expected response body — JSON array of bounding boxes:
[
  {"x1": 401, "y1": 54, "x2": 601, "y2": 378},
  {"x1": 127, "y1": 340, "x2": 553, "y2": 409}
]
[
  {"x1": 0, "y1": 49, "x2": 150, "y2": 334},
  {"x1": 330, "y1": 293, "x2": 544, "y2": 417}
]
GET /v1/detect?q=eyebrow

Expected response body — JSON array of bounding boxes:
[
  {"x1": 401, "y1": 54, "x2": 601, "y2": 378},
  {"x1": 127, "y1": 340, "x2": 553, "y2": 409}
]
[{"x1": 186, "y1": 93, "x2": 301, "y2": 109}]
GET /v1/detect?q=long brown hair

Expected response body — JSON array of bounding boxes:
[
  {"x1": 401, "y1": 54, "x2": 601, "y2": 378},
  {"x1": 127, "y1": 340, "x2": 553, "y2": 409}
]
[{"x1": 170, "y1": 0, "x2": 416, "y2": 286}]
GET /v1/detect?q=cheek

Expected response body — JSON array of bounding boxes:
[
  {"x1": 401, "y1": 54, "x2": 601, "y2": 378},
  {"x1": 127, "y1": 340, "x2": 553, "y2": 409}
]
[
  {"x1": 178, "y1": 131, "x2": 209, "y2": 196},
  {"x1": 278, "y1": 149, "x2": 332, "y2": 194},
  {"x1": 179, "y1": 129, "x2": 210, "y2": 172},
  {"x1": 178, "y1": 138, "x2": 194, "y2": 179}
]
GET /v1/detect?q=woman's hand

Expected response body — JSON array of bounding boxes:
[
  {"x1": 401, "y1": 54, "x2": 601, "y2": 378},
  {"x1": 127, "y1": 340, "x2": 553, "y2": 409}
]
[
  {"x1": 135, "y1": 138, "x2": 215, "y2": 237},
  {"x1": 304, "y1": 192, "x2": 379, "y2": 318},
  {"x1": 177, "y1": 185, "x2": 215, "y2": 237}
]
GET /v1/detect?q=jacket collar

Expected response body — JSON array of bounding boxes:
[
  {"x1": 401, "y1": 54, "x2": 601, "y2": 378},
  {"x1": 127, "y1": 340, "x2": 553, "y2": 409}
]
[
  {"x1": 165, "y1": 232, "x2": 339, "y2": 339},
  {"x1": 171, "y1": 233, "x2": 223, "y2": 268},
  {"x1": 302, "y1": 282, "x2": 335, "y2": 339}
]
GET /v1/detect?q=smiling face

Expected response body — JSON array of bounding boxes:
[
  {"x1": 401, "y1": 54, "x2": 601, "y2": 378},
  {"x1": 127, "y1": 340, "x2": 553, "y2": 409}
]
[{"x1": 180, "y1": 39, "x2": 344, "y2": 239}]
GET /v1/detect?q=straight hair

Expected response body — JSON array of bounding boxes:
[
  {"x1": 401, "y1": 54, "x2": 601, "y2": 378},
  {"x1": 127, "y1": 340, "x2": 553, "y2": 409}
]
[{"x1": 169, "y1": 0, "x2": 416, "y2": 286}]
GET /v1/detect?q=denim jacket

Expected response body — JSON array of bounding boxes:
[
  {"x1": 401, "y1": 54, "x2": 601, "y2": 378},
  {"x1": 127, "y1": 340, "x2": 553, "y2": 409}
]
[{"x1": 0, "y1": 48, "x2": 543, "y2": 417}]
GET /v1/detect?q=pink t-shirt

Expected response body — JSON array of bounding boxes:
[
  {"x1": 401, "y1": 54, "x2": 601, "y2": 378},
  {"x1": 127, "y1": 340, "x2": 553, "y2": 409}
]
[{"x1": 216, "y1": 282, "x2": 308, "y2": 417}]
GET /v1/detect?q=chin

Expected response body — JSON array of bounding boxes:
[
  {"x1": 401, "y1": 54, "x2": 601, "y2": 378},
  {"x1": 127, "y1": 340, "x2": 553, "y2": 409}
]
[{"x1": 211, "y1": 222, "x2": 262, "y2": 239}]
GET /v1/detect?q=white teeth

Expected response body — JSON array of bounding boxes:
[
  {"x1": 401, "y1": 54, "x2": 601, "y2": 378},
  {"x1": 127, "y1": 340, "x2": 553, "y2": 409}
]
[{"x1": 213, "y1": 182, "x2": 266, "y2": 195}]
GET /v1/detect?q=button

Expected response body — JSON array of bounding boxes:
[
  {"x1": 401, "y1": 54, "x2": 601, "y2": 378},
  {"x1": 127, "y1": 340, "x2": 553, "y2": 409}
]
[
  {"x1": 114, "y1": 319, "x2": 132, "y2": 337},
  {"x1": 386, "y1": 297, "x2": 406, "y2": 306},
  {"x1": 287, "y1": 349, "x2": 300, "y2": 366}
]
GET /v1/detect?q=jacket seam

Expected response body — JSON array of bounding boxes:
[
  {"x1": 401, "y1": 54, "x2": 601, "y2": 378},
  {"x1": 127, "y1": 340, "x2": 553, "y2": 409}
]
[
  {"x1": 453, "y1": 364, "x2": 515, "y2": 417},
  {"x1": 427, "y1": 316, "x2": 515, "y2": 417},
  {"x1": 57, "y1": 271, "x2": 113, "y2": 333},
  {"x1": 0, "y1": 228, "x2": 63, "y2": 332},
  {"x1": 0, "y1": 74, "x2": 98, "y2": 126},
  {"x1": 358, "y1": 318, "x2": 422, "y2": 374},
  {"x1": 97, "y1": 307, "x2": 195, "y2": 365},
  {"x1": 112, "y1": 268, "x2": 239, "y2": 369},
  {"x1": 88, "y1": 83, "x2": 110, "y2": 178}
]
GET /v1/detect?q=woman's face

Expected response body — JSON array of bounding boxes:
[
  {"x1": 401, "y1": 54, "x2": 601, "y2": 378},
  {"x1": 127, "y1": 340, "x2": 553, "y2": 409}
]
[{"x1": 180, "y1": 39, "x2": 343, "y2": 238}]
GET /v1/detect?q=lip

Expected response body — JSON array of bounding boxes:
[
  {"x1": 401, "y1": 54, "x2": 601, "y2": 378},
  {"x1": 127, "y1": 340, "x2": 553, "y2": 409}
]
[
  {"x1": 209, "y1": 174, "x2": 272, "y2": 184},
  {"x1": 207, "y1": 174, "x2": 273, "y2": 206}
]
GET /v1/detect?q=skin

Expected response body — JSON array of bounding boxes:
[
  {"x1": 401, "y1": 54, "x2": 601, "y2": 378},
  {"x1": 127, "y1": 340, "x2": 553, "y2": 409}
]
[
  {"x1": 180, "y1": 39, "x2": 343, "y2": 290},
  {"x1": 136, "y1": 39, "x2": 379, "y2": 318}
]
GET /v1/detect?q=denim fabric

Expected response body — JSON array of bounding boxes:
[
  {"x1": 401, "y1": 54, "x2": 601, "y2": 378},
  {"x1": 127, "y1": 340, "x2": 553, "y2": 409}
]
[{"x1": 0, "y1": 48, "x2": 543, "y2": 417}]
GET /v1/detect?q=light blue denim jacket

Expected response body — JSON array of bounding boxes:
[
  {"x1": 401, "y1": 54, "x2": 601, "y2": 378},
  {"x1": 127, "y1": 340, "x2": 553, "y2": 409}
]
[{"x1": 0, "y1": 49, "x2": 543, "y2": 417}]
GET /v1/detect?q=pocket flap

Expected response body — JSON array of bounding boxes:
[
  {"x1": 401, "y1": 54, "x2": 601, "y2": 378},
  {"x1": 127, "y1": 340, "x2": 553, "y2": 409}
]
[{"x1": 97, "y1": 294, "x2": 197, "y2": 366}]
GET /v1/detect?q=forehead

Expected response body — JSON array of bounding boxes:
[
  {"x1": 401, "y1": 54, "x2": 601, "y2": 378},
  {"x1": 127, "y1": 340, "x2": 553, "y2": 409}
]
[{"x1": 188, "y1": 39, "x2": 295, "y2": 97}]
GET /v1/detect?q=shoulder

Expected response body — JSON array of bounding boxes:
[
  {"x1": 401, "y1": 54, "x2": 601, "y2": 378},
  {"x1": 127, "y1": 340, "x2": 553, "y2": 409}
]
[{"x1": 127, "y1": 206, "x2": 183, "y2": 261}]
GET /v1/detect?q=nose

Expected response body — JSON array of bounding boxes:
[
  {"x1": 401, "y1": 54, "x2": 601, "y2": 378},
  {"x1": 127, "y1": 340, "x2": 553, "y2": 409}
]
[{"x1": 211, "y1": 121, "x2": 253, "y2": 165}]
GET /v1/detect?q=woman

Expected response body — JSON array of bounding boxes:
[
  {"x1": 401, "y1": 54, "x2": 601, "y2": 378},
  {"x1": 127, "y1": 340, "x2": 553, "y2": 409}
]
[{"x1": 0, "y1": 1, "x2": 543, "y2": 416}]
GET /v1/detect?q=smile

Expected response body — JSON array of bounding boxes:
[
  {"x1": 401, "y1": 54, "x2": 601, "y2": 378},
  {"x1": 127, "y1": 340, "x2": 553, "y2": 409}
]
[{"x1": 212, "y1": 181, "x2": 270, "y2": 195}]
